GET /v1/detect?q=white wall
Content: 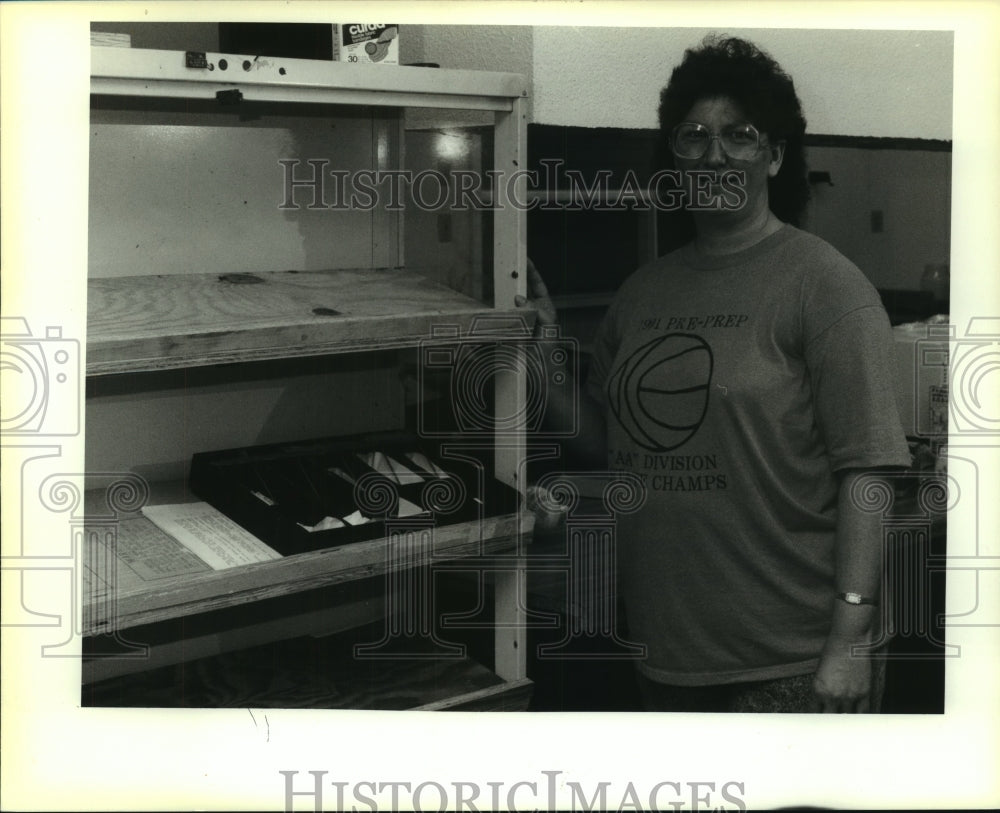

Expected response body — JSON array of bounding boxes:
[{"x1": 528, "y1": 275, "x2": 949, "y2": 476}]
[
  {"x1": 401, "y1": 24, "x2": 533, "y2": 77},
  {"x1": 96, "y1": 23, "x2": 953, "y2": 138},
  {"x1": 400, "y1": 24, "x2": 534, "y2": 125},
  {"x1": 533, "y1": 26, "x2": 953, "y2": 139},
  {"x1": 406, "y1": 25, "x2": 953, "y2": 139}
]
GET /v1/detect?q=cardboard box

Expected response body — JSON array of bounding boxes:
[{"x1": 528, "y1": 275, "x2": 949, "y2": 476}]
[
  {"x1": 891, "y1": 322, "x2": 950, "y2": 439},
  {"x1": 335, "y1": 24, "x2": 399, "y2": 64}
]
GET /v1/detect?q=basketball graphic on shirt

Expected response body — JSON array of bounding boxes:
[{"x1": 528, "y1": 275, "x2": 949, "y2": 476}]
[{"x1": 607, "y1": 333, "x2": 713, "y2": 451}]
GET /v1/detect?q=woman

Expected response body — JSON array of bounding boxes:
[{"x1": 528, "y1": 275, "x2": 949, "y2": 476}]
[{"x1": 522, "y1": 36, "x2": 911, "y2": 712}]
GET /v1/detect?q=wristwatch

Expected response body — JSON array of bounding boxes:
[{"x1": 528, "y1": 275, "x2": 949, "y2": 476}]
[{"x1": 836, "y1": 591, "x2": 878, "y2": 606}]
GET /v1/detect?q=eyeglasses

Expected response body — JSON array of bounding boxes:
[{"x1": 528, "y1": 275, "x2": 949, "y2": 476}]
[{"x1": 670, "y1": 122, "x2": 762, "y2": 160}]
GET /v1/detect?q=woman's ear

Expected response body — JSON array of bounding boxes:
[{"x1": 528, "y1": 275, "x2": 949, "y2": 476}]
[{"x1": 767, "y1": 141, "x2": 786, "y2": 178}]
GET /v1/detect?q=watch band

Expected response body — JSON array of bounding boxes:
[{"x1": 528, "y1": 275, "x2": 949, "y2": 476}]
[{"x1": 836, "y1": 591, "x2": 878, "y2": 606}]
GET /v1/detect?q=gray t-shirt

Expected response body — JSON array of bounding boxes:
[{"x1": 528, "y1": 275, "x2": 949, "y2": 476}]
[{"x1": 587, "y1": 224, "x2": 911, "y2": 685}]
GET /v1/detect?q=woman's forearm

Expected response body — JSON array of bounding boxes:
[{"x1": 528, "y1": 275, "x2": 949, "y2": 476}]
[
  {"x1": 827, "y1": 468, "x2": 885, "y2": 643},
  {"x1": 812, "y1": 468, "x2": 887, "y2": 712}
]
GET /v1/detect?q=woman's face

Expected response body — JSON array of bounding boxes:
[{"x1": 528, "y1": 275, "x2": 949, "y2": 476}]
[{"x1": 674, "y1": 95, "x2": 785, "y2": 219}]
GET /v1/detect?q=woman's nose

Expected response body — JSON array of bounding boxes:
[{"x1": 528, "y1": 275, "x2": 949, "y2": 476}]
[{"x1": 703, "y1": 137, "x2": 727, "y2": 165}]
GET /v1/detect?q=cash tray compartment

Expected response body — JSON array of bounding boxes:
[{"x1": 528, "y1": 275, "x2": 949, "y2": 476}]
[{"x1": 190, "y1": 431, "x2": 521, "y2": 556}]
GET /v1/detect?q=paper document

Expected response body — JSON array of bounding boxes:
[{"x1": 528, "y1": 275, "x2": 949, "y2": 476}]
[
  {"x1": 298, "y1": 515, "x2": 347, "y2": 533},
  {"x1": 83, "y1": 515, "x2": 212, "y2": 600},
  {"x1": 406, "y1": 452, "x2": 449, "y2": 478},
  {"x1": 142, "y1": 502, "x2": 281, "y2": 569}
]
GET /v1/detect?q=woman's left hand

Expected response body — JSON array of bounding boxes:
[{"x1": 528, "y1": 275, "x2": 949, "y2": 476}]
[{"x1": 812, "y1": 638, "x2": 873, "y2": 713}]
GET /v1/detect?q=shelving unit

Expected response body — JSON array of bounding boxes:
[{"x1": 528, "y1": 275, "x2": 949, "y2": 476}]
[{"x1": 84, "y1": 46, "x2": 533, "y2": 710}]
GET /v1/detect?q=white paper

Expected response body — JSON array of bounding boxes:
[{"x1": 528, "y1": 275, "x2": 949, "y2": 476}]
[
  {"x1": 360, "y1": 451, "x2": 425, "y2": 484},
  {"x1": 297, "y1": 515, "x2": 346, "y2": 533},
  {"x1": 406, "y1": 451, "x2": 449, "y2": 478},
  {"x1": 342, "y1": 509, "x2": 372, "y2": 526},
  {"x1": 397, "y1": 497, "x2": 428, "y2": 517},
  {"x1": 141, "y1": 502, "x2": 281, "y2": 569},
  {"x1": 83, "y1": 515, "x2": 212, "y2": 600}
]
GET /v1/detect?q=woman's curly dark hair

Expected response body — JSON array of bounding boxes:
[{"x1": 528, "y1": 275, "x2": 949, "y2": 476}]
[{"x1": 654, "y1": 35, "x2": 810, "y2": 247}]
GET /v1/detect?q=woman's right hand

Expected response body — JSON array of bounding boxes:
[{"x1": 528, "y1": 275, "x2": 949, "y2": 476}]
[
  {"x1": 515, "y1": 258, "x2": 558, "y2": 331},
  {"x1": 513, "y1": 258, "x2": 607, "y2": 465}
]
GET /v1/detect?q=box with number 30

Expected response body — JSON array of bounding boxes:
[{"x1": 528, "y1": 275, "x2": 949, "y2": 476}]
[{"x1": 335, "y1": 24, "x2": 399, "y2": 64}]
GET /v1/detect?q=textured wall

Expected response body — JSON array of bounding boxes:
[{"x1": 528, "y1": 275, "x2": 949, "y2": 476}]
[
  {"x1": 397, "y1": 24, "x2": 951, "y2": 137},
  {"x1": 92, "y1": 23, "x2": 951, "y2": 138},
  {"x1": 528, "y1": 27, "x2": 953, "y2": 139},
  {"x1": 401, "y1": 23, "x2": 533, "y2": 75},
  {"x1": 401, "y1": 24, "x2": 534, "y2": 124}
]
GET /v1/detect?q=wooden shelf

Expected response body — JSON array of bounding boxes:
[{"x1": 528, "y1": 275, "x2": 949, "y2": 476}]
[
  {"x1": 87, "y1": 268, "x2": 533, "y2": 375},
  {"x1": 83, "y1": 482, "x2": 534, "y2": 707},
  {"x1": 84, "y1": 48, "x2": 532, "y2": 708},
  {"x1": 84, "y1": 487, "x2": 532, "y2": 635},
  {"x1": 84, "y1": 625, "x2": 533, "y2": 711}
]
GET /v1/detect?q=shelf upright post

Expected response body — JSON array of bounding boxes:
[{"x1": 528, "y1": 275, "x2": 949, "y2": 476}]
[
  {"x1": 491, "y1": 92, "x2": 529, "y2": 490},
  {"x1": 490, "y1": 93, "x2": 529, "y2": 682}
]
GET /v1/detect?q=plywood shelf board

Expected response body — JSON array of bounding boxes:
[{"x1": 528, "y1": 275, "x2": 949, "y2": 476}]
[
  {"x1": 84, "y1": 632, "x2": 531, "y2": 710},
  {"x1": 84, "y1": 511, "x2": 531, "y2": 635},
  {"x1": 87, "y1": 268, "x2": 534, "y2": 373}
]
